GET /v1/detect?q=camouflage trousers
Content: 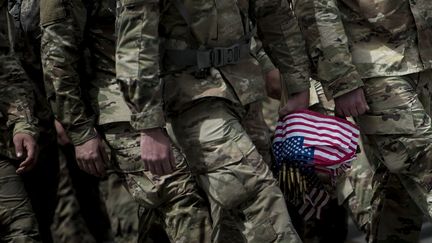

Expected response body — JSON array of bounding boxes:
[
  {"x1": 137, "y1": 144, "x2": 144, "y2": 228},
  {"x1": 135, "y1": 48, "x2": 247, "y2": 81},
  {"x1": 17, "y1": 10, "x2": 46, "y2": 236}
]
[
  {"x1": 101, "y1": 170, "x2": 139, "y2": 243},
  {"x1": 356, "y1": 72, "x2": 432, "y2": 243},
  {"x1": 242, "y1": 101, "x2": 272, "y2": 165},
  {"x1": 168, "y1": 99, "x2": 301, "y2": 243},
  {"x1": 52, "y1": 144, "x2": 114, "y2": 243},
  {"x1": 0, "y1": 157, "x2": 40, "y2": 242},
  {"x1": 102, "y1": 123, "x2": 212, "y2": 243},
  {"x1": 22, "y1": 136, "x2": 59, "y2": 243}
]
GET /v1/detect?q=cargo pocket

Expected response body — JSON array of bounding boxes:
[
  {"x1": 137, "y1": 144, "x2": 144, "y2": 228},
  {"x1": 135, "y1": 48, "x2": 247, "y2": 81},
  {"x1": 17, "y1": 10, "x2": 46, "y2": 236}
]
[
  {"x1": 104, "y1": 132, "x2": 146, "y2": 173},
  {"x1": 357, "y1": 110, "x2": 416, "y2": 173},
  {"x1": 40, "y1": 0, "x2": 67, "y2": 27}
]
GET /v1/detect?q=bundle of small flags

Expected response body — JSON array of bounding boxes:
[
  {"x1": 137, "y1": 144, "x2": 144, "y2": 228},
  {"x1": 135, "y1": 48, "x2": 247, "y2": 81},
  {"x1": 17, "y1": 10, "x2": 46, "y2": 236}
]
[{"x1": 272, "y1": 110, "x2": 359, "y2": 220}]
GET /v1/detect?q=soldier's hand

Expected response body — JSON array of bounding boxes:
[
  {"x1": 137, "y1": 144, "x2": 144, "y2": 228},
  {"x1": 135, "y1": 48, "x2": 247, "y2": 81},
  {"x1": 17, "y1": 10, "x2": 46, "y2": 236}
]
[
  {"x1": 265, "y1": 68, "x2": 281, "y2": 99},
  {"x1": 75, "y1": 137, "x2": 106, "y2": 177},
  {"x1": 13, "y1": 133, "x2": 38, "y2": 174},
  {"x1": 54, "y1": 120, "x2": 71, "y2": 145},
  {"x1": 279, "y1": 90, "x2": 309, "y2": 116},
  {"x1": 334, "y1": 88, "x2": 369, "y2": 117},
  {"x1": 140, "y1": 128, "x2": 175, "y2": 176}
]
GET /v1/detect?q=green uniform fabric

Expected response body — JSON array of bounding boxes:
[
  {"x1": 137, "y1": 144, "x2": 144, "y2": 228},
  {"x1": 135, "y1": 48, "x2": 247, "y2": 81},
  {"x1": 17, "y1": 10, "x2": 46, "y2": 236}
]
[
  {"x1": 115, "y1": 0, "x2": 310, "y2": 242},
  {"x1": 103, "y1": 123, "x2": 212, "y2": 243},
  {"x1": 41, "y1": 0, "x2": 212, "y2": 241},
  {"x1": 0, "y1": 2, "x2": 40, "y2": 241},
  {"x1": 115, "y1": 0, "x2": 310, "y2": 131},
  {"x1": 293, "y1": 0, "x2": 432, "y2": 242},
  {"x1": 168, "y1": 99, "x2": 301, "y2": 242},
  {"x1": 52, "y1": 144, "x2": 115, "y2": 243}
]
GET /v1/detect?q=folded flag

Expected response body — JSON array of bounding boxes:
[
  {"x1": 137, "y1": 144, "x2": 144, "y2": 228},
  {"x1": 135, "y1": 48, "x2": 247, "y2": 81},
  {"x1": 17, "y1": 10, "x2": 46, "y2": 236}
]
[{"x1": 272, "y1": 110, "x2": 359, "y2": 220}]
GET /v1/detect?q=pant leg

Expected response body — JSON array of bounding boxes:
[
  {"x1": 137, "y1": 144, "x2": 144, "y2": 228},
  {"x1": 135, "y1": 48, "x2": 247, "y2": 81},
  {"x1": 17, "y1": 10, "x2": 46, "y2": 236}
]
[
  {"x1": 368, "y1": 168, "x2": 423, "y2": 243},
  {"x1": 169, "y1": 99, "x2": 301, "y2": 243},
  {"x1": 62, "y1": 144, "x2": 114, "y2": 243},
  {"x1": 22, "y1": 138, "x2": 59, "y2": 243},
  {"x1": 52, "y1": 145, "x2": 97, "y2": 243},
  {"x1": 102, "y1": 170, "x2": 139, "y2": 243},
  {"x1": 242, "y1": 101, "x2": 272, "y2": 165},
  {"x1": 358, "y1": 75, "x2": 432, "y2": 238},
  {"x1": 103, "y1": 123, "x2": 212, "y2": 243},
  {"x1": 0, "y1": 157, "x2": 40, "y2": 243}
]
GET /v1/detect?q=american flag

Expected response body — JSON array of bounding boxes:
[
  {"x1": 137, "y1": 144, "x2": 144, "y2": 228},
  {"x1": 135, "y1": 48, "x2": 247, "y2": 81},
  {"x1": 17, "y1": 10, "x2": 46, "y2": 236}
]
[
  {"x1": 273, "y1": 109, "x2": 359, "y2": 170},
  {"x1": 272, "y1": 110, "x2": 359, "y2": 220}
]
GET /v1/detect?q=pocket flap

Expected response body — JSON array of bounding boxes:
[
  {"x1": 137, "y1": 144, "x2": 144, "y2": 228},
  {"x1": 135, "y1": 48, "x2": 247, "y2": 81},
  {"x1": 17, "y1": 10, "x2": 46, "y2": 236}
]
[{"x1": 357, "y1": 111, "x2": 416, "y2": 135}]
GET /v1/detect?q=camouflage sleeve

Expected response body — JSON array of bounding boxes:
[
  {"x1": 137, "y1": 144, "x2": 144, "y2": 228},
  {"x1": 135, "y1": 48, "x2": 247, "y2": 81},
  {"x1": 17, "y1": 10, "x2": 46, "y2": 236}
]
[
  {"x1": 251, "y1": 37, "x2": 276, "y2": 75},
  {"x1": 255, "y1": 0, "x2": 311, "y2": 96},
  {"x1": 0, "y1": 55, "x2": 39, "y2": 139},
  {"x1": 293, "y1": 0, "x2": 364, "y2": 99},
  {"x1": 115, "y1": 0, "x2": 165, "y2": 131},
  {"x1": 40, "y1": 1, "x2": 97, "y2": 145}
]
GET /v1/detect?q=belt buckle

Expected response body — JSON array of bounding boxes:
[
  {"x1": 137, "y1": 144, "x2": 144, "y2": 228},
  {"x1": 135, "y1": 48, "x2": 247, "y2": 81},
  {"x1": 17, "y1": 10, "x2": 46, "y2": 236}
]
[{"x1": 211, "y1": 44, "x2": 241, "y2": 67}]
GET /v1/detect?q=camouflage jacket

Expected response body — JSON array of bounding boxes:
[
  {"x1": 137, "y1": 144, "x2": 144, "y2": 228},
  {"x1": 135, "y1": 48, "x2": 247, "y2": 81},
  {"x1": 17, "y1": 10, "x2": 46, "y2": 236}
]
[
  {"x1": 293, "y1": 0, "x2": 432, "y2": 99},
  {"x1": 116, "y1": 0, "x2": 311, "y2": 130},
  {"x1": 0, "y1": 0, "x2": 38, "y2": 158},
  {"x1": 41, "y1": 0, "x2": 131, "y2": 145}
]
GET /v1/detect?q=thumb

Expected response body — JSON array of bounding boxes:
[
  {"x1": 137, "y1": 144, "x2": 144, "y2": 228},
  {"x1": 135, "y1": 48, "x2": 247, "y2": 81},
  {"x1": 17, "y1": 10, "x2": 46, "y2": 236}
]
[{"x1": 13, "y1": 137, "x2": 24, "y2": 158}]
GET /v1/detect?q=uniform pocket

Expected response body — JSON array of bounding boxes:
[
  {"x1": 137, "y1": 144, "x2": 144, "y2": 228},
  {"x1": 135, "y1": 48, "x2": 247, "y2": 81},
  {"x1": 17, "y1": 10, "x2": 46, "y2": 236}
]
[
  {"x1": 357, "y1": 109, "x2": 417, "y2": 173},
  {"x1": 357, "y1": 110, "x2": 416, "y2": 135},
  {"x1": 104, "y1": 131, "x2": 146, "y2": 173}
]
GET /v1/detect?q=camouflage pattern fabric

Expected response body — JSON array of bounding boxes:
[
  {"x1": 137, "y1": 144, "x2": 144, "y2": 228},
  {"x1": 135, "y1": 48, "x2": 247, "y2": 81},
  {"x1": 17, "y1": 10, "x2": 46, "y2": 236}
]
[
  {"x1": 293, "y1": 0, "x2": 432, "y2": 242},
  {"x1": 242, "y1": 101, "x2": 272, "y2": 165},
  {"x1": 115, "y1": 0, "x2": 310, "y2": 131},
  {"x1": 41, "y1": 0, "x2": 213, "y2": 241},
  {"x1": 293, "y1": 0, "x2": 432, "y2": 99},
  {"x1": 52, "y1": 144, "x2": 115, "y2": 243},
  {"x1": 168, "y1": 99, "x2": 301, "y2": 243},
  {"x1": 101, "y1": 169, "x2": 139, "y2": 243},
  {"x1": 368, "y1": 165, "x2": 423, "y2": 243},
  {"x1": 52, "y1": 145, "x2": 100, "y2": 243},
  {"x1": 0, "y1": 158, "x2": 41, "y2": 243},
  {"x1": 103, "y1": 122, "x2": 212, "y2": 243},
  {"x1": 0, "y1": 2, "x2": 41, "y2": 241}
]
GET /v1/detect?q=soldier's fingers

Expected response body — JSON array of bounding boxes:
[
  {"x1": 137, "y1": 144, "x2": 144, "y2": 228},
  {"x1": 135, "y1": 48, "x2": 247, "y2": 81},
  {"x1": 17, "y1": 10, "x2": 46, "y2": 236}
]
[
  {"x1": 350, "y1": 106, "x2": 359, "y2": 117},
  {"x1": 143, "y1": 160, "x2": 149, "y2": 171},
  {"x1": 156, "y1": 160, "x2": 166, "y2": 176},
  {"x1": 13, "y1": 138, "x2": 24, "y2": 158},
  {"x1": 24, "y1": 142, "x2": 35, "y2": 163},
  {"x1": 160, "y1": 158, "x2": 174, "y2": 175},
  {"x1": 94, "y1": 159, "x2": 105, "y2": 177},
  {"x1": 81, "y1": 160, "x2": 94, "y2": 176},
  {"x1": 148, "y1": 162, "x2": 160, "y2": 176}
]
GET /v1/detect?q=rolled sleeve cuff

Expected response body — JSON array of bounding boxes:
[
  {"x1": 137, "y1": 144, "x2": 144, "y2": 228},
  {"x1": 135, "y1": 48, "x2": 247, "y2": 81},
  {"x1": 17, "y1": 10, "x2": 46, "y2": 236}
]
[
  {"x1": 130, "y1": 106, "x2": 166, "y2": 131},
  {"x1": 323, "y1": 72, "x2": 364, "y2": 100},
  {"x1": 281, "y1": 72, "x2": 311, "y2": 96},
  {"x1": 68, "y1": 123, "x2": 98, "y2": 146},
  {"x1": 13, "y1": 121, "x2": 39, "y2": 141}
]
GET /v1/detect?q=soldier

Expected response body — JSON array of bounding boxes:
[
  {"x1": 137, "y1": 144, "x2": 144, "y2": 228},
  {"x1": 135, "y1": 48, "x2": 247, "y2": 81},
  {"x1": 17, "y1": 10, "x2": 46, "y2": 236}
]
[
  {"x1": 40, "y1": 0, "x2": 212, "y2": 242},
  {"x1": 0, "y1": 0, "x2": 41, "y2": 241},
  {"x1": 9, "y1": 0, "x2": 116, "y2": 241},
  {"x1": 115, "y1": 0, "x2": 311, "y2": 242},
  {"x1": 292, "y1": 0, "x2": 432, "y2": 242}
]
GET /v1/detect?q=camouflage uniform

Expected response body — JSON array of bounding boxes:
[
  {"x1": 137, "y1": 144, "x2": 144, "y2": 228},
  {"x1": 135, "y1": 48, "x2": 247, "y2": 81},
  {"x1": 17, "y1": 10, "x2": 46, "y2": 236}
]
[
  {"x1": 116, "y1": 0, "x2": 311, "y2": 242},
  {"x1": 293, "y1": 0, "x2": 432, "y2": 242},
  {"x1": 40, "y1": 0, "x2": 212, "y2": 242},
  {"x1": 0, "y1": 1, "x2": 41, "y2": 241},
  {"x1": 7, "y1": 1, "x2": 61, "y2": 241}
]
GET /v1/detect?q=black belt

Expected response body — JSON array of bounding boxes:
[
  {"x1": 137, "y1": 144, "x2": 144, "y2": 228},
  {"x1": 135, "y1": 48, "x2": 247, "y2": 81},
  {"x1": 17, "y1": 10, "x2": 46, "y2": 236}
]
[{"x1": 164, "y1": 41, "x2": 251, "y2": 70}]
